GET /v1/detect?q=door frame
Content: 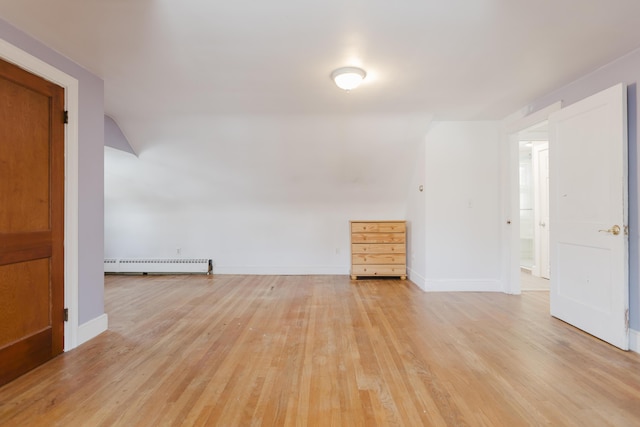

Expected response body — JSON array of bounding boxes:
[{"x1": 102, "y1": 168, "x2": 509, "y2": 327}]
[
  {"x1": 503, "y1": 102, "x2": 561, "y2": 294},
  {"x1": 0, "y1": 39, "x2": 80, "y2": 351}
]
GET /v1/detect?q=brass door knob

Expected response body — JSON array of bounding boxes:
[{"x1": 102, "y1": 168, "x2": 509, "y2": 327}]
[{"x1": 599, "y1": 225, "x2": 621, "y2": 235}]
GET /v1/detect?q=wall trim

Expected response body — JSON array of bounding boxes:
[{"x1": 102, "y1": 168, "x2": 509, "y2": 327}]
[
  {"x1": 505, "y1": 101, "x2": 563, "y2": 135},
  {"x1": 0, "y1": 39, "x2": 80, "y2": 352},
  {"x1": 502, "y1": 101, "x2": 563, "y2": 296},
  {"x1": 407, "y1": 268, "x2": 427, "y2": 291},
  {"x1": 424, "y1": 279, "x2": 503, "y2": 292},
  {"x1": 77, "y1": 314, "x2": 109, "y2": 346},
  {"x1": 630, "y1": 329, "x2": 640, "y2": 353},
  {"x1": 213, "y1": 265, "x2": 349, "y2": 275}
]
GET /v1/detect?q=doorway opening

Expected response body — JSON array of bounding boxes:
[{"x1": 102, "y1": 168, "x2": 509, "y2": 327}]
[
  {"x1": 507, "y1": 86, "x2": 627, "y2": 350},
  {"x1": 517, "y1": 122, "x2": 549, "y2": 291}
]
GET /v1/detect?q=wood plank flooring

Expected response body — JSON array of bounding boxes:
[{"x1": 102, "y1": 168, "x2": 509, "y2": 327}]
[
  {"x1": 1, "y1": 275, "x2": 640, "y2": 426},
  {"x1": 520, "y1": 270, "x2": 549, "y2": 291}
]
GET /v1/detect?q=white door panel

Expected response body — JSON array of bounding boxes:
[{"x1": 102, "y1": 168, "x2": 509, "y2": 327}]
[
  {"x1": 549, "y1": 83, "x2": 628, "y2": 350},
  {"x1": 533, "y1": 142, "x2": 550, "y2": 279}
]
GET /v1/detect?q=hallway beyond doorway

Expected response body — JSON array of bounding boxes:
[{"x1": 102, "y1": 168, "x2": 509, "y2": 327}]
[{"x1": 521, "y1": 269, "x2": 549, "y2": 291}]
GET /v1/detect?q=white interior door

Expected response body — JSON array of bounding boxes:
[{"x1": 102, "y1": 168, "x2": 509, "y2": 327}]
[
  {"x1": 549, "y1": 83, "x2": 628, "y2": 350},
  {"x1": 533, "y1": 142, "x2": 550, "y2": 279}
]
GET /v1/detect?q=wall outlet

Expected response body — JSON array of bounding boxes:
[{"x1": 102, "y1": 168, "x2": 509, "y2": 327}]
[{"x1": 176, "y1": 248, "x2": 182, "y2": 255}]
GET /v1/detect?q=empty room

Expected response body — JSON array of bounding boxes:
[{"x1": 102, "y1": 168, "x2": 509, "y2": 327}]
[{"x1": 2, "y1": 1, "x2": 640, "y2": 425}]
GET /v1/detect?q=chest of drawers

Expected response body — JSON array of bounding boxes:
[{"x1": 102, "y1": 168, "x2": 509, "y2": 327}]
[{"x1": 350, "y1": 220, "x2": 407, "y2": 280}]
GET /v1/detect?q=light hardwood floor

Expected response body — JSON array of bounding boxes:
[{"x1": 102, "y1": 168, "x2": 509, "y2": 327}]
[
  {"x1": 520, "y1": 270, "x2": 549, "y2": 291},
  {"x1": 1, "y1": 274, "x2": 640, "y2": 426}
]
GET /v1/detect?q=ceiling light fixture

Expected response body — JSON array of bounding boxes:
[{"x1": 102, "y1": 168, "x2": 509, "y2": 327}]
[{"x1": 331, "y1": 67, "x2": 366, "y2": 91}]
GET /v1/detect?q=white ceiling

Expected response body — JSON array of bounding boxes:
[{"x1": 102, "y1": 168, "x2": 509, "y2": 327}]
[
  {"x1": 3, "y1": 1, "x2": 640, "y2": 122},
  {"x1": 2, "y1": 0, "x2": 640, "y2": 206}
]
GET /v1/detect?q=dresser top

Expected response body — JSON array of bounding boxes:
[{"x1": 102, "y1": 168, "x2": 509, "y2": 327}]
[{"x1": 350, "y1": 220, "x2": 406, "y2": 223}]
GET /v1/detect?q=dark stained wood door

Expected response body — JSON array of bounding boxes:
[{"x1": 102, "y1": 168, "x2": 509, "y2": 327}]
[{"x1": 0, "y1": 57, "x2": 65, "y2": 386}]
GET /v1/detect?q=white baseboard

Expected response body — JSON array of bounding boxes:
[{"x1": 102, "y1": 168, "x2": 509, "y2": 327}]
[
  {"x1": 77, "y1": 313, "x2": 108, "y2": 346},
  {"x1": 424, "y1": 279, "x2": 503, "y2": 292},
  {"x1": 213, "y1": 265, "x2": 348, "y2": 275},
  {"x1": 630, "y1": 329, "x2": 640, "y2": 353},
  {"x1": 407, "y1": 268, "x2": 427, "y2": 291}
]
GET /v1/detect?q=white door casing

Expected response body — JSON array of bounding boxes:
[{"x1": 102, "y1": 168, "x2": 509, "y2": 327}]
[
  {"x1": 549, "y1": 83, "x2": 628, "y2": 350},
  {"x1": 505, "y1": 102, "x2": 562, "y2": 295}
]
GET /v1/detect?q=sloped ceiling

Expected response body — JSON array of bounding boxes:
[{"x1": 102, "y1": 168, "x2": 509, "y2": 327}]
[{"x1": 2, "y1": 0, "x2": 640, "y2": 206}]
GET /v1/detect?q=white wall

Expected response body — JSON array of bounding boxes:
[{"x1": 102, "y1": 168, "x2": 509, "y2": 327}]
[
  {"x1": 106, "y1": 114, "x2": 504, "y2": 289},
  {"x1": 105, "y1": 193, "x2": 402, "y2": 275},
  {"x1": 405, "y1": 138, "x2": 427, "y2": 288},
  {"x1": 423, "y1": 121, "x2": 502, "y2": 291},
  {"x1": 104, "y1": 114, "x2": 431, "y2": 274}
]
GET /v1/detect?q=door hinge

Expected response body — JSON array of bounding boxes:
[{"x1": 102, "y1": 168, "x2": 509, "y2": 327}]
[
  {"x1": 625, "y1": 308, "x2": 629, "y2": 331},
  {"x1": 64, "y1": 308, "x2": 69, "y2": 322},
  {"x1": 63, "y1": 110, "x2": 69, "y2": 124}
]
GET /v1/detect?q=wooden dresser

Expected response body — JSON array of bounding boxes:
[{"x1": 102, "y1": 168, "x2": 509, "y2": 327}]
[{"x1": 350, "y1": 220, "x2": 407, "y2": 280}]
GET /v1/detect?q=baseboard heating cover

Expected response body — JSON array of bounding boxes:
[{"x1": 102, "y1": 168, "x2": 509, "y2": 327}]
[{"x1": 104, "y1": 258, "x2": 212, "y2": 274}]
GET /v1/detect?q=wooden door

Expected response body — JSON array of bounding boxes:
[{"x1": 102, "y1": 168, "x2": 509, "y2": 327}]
[
  {"x1": 0, "y1": 57, "x2": 65, "y2": 385},
  {"x1": 549, "y1": 83, "x2": 628, "y2": 350}
]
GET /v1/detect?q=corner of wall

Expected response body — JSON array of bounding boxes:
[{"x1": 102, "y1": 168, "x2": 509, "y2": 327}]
[{"x1": 407, "y1": 268, "x2": 427, "y2": 291}]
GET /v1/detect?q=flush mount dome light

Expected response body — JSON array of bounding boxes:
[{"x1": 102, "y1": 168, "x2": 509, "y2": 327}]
[{"x1": 331, "y1": 67, "x2": 366, "y2": 91}]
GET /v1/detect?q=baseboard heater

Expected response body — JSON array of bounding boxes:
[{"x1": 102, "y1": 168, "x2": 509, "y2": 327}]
[{"x1": 104, "y1": 258, "x2": 212, "y2": 275}]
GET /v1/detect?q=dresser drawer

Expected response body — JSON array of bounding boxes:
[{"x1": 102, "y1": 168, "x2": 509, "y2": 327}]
[
  {"x1": 351, "y1": 265, "x2": 407, "y2": 277},
  {"x1": 351, "y1": 222, "x2": 406, "y2": 233},
  {"x1": 351, "y1": 243, "x2": 406, "y2": 254},
  {"x1": 352, "y1": 254, "x2": 406, "y2": 265},
  {"x1": 351, "y1": 233, "x2": 405, "y2": 244}
]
